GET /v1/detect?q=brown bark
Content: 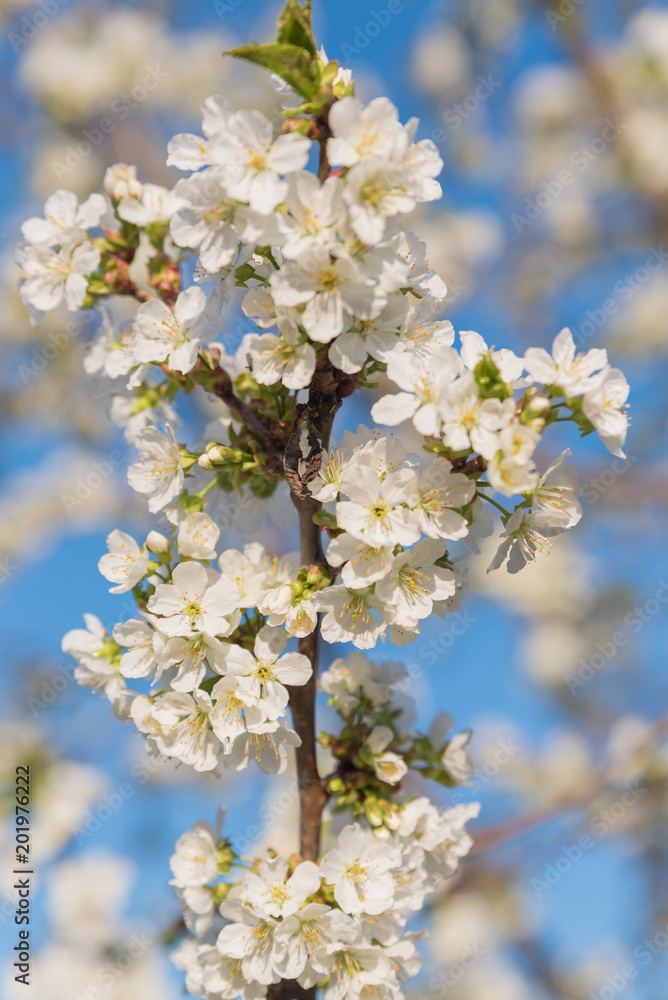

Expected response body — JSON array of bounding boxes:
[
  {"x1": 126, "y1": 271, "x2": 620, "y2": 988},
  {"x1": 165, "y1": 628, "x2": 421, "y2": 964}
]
[
  {"x1": 286, "y1": 351, "x2": 344, "y2": 866},
  {"x1": 208, "y1": 365, "x2": 283, "y2": 474}
]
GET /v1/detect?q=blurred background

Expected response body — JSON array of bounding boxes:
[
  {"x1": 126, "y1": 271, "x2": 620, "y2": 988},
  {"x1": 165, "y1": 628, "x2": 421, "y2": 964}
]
[{"x1": 1, "y1": 0, "x2": 668, "y2": 997}]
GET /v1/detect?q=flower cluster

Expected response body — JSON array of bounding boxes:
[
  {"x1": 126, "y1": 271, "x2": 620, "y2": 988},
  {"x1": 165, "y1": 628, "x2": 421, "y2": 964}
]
[
  {"x1": 171, "y1": 802, "x2": 478, "y2": 1000},
  {"x1": 320, "y1": 651, "x2": 475, "y2": 832},
  {"x1": 25, "y1": 3, "x2": 633, "y2": 997}
]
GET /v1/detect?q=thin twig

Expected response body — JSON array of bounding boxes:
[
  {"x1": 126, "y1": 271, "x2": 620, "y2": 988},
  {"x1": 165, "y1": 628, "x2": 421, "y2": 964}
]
[{"x1": 472, "y1": 710, "x2": 668, "y2": 854}]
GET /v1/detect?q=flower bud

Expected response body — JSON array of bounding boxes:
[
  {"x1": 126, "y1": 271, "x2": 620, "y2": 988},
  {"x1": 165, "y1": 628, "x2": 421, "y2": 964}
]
[
  {"x1": 528, "y1": 395, "x2": 551, "y2": 415},
  {"x1": 145, "y1": 531, "x2": 170, "y2": 555}
]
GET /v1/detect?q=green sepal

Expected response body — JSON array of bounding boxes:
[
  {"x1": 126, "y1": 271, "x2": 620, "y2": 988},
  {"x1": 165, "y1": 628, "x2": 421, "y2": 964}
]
[
  {"x1": 565, "y1": 395, "x2": 596, "y2": 438},
  {"x1": 474, "y1": 353, "x2": 512, "y2": 400}
]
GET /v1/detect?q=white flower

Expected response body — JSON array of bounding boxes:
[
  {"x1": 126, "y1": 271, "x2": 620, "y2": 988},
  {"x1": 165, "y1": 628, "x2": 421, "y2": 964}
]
[
  {"x1": 328, "y1": 294, "x2": 411, "y2": 375},
  {"x1": 375, "y1": 539, "x2": 456, "y2": 628},
  {"x1": 401, "y1": 127, "x2": 444, "y2": 203},
  {"x1": 487, "y1": 508, "x2": 566, "y2": 574},
  {"x1": 211, "y1": 108, "x2": 311, "y2": 213},
  {"x1": 442, "y1": 729, "x2": 474, "y2": 783},
  {"x1": 320, "y1": 824, "x2": 399, "y2": 915},
  {"x1": 344, "y1": 159, "x2": 415, "y2": 244},
  {"x1": 486, "y1": 423, "x2": 541, "y2": 497},
  {"x1": 243, "y1": 857, "x2": 321, "y2": 918},
  {"x1": 146, "y1": 561, "x2": 239, "y2": 638},
  {"x1": 216, "y1": 898, "x2": 280, "y2": 987},
  {"x1": 170, "y1": 169, "x2": 250, "y2": 272},
  {"x1": 218, "y1": 544, "x2": 278, "y2": 609},
  {"x1": 414, "y1": 458, "x2": 475, "y2": 540},
  {"x1": 315, "y1": 586, "x2": 389, "y2": 650},
  {"x1": 327, "y1": 945, "x2": 393, "y2": 1000},
  {"x1": 273, "y1": 903, "x2": 339, "y2": 984},
  {"x1": 320, "y1": 651, "x2": 406, "y2": 713},
  {"x1": 167, "y1": 94, "x2": 234, "y2": 170},
  {"x1": 279, "y1": 171, "x2": 346, "y2": 259},
  {"x1": 532, "y1": 449, "x2": 582, "y2": 527},
  {"x1": 327, "y1": 96, "x2": 407, "y2": 166},
  {"x1": 62, "y1": 615, "x2": 129, "y2": 718},
  {"x1": 97, "y1": 529, "x2": 149, "y2": 593},
  {"x1": 245, "y1": 325, "x2": 316, "y2": 390},
  {"x1": 269, "y1": 246, "x2": 386, "y2": 343},
  {"x1": 439, "y1": 374, "x2": 516, "y2": 457},
  {"x1": 117, "y1": 182, "x2": 183, "y2": 226},
  {"x1": 524, "y1": 327, "x2": 608, "y2": 395},
  {"x1": 326, "y1": 532, "x2": 394, "y2": 590},
  {"x1": 133, "y1": 286, "x2": 217, "y2": 374},
  {"x1": 127, "y1": 424, "x2": 184, "y2": 512},
  {"x1": 227, "y1": 626, "x2": 312, "y2": 722},
  {"x1": 14, "y1": 239, "x2": 100, "y2": 315},
  {"x1": 148, "y1": 690, "x2": 221, "y2": 771},
  {"x1": 582, "y1": 366, "x2": 629, "y2": 458},
  {"x1": 387, "y1": 230, "x2": 448, "y2": 303},
  {"x1": 176, "y1": 511, "x2": 221, "y2": 560},
  {"x1": 284, "y1": 599, "x2": 319, "y2": 638},
  {"x1": 364, "y1": 729, "x2": 408, "y2": 785},
  {"x1": 113, "y1": 618, "x2": 161, "y2": 679},
  {"x1": 197, "y1": 945, "x2": 263, "y2": 1000},
  {"x1": 158, "y1": 633, "x2": 228, "y2": 692},
  {"x1": 428, "y1": 716, "x2": 475, "y2": 783},
  {"x1": 460, "y1": 329, "x2": 525, "y2": 385},
  {"x1": 371, "y1": 347, "x2": 462, "y2": 437},
  {"x1": 336, "y1": 465, "x2": 420, "y2": 548},
  {"x1": 210, "y1": 673, "x2": 254, "y2": 744},
  {"x1": 223, "y1": 722, "x2": 301, "y2": 774},
  {"x1": 170, "y1": 820, "x2": 219, "y2": 888},
  {"x1": 307, "y1": 445, "x2": 356, "y2": 502},
  {"x1": 21, "y1": 190, "x2": 106, "y2": 247},
  {"x1": 104, "y1": 163, "x2": 142, "y2": 201}
]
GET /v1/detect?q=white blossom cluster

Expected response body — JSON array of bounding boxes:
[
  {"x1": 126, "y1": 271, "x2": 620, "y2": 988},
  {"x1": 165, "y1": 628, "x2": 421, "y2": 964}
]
[
  {"x1": 62, "y1": 536, "x2": 325, "y2": 774},
  {"x1": 16, "y1": 16, "x2": 633, "y2": 999},
  {"x1": 169, "y1": 802, "x2": 478, "y2": 1000}
]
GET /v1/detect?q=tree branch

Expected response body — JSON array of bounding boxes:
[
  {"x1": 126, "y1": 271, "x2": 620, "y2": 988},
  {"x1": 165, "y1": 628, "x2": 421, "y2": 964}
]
[
  {"x1": 472, "y1": 710, "x2": 668, "y2": 854},
  {"x1": 208, "y1": 365, "x2": 283, "y2": 474}
]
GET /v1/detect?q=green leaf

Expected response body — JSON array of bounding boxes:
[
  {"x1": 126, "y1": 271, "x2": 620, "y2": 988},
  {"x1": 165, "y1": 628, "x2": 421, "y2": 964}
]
[
  {"x1": 276, "y1": 0, "x2": 317, "y2": 57},
  {"x1": 224, "y1": 42, "x2": 320, "y2": 99}
]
